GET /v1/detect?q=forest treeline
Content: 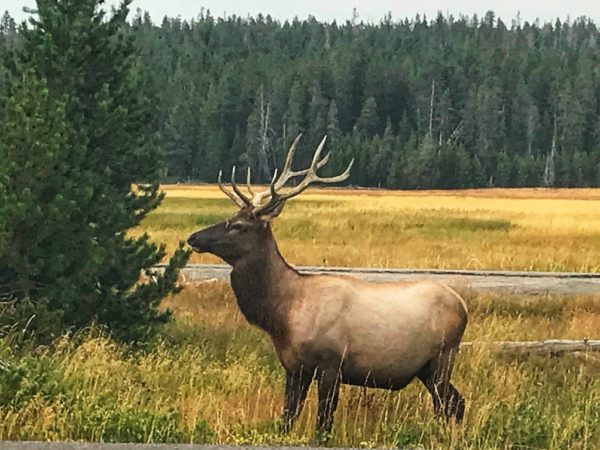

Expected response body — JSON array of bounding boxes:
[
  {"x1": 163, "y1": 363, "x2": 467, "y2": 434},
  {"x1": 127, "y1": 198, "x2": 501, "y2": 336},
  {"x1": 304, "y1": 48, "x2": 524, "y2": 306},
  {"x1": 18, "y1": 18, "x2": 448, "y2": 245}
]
[{"x1": 3, "y1": 9, "x2": 600, "y2": 188}]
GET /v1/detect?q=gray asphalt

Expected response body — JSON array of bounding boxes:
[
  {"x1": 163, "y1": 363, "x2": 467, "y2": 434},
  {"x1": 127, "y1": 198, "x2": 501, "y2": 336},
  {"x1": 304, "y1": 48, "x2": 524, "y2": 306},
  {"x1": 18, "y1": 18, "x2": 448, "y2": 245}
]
[{"x1": 156, "y1": 263, "x2": 600, "y2": 295}]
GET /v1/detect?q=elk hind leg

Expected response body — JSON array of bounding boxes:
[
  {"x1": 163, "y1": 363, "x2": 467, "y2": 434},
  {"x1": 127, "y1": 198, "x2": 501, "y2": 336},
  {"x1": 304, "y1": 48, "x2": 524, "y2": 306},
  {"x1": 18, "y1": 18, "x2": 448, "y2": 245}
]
[{"x1": 417, "y1": 347, "x2": 465, "y2": 422}]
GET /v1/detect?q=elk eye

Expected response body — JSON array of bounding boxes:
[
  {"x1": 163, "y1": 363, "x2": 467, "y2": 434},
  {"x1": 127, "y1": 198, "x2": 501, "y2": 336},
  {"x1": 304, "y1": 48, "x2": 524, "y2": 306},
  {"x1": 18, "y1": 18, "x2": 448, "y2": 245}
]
[{"x1": 229, "y1": 222, "x2": 246, "y2": 232}]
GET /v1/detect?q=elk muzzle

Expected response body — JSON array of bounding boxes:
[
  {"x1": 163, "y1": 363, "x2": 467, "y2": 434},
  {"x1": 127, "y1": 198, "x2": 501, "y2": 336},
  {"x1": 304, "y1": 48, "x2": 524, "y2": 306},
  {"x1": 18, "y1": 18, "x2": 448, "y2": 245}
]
[{"x1": 187, "y1": 222, "x2": 226, "y2": 253}]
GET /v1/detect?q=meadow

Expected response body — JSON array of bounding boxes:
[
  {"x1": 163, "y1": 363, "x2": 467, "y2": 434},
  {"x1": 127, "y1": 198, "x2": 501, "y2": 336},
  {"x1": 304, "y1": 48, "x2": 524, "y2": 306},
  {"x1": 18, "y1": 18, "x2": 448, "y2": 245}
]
[
  {"x1": 146, "y1": 185, "x2": 600, "y2": 272},
  {"x1": 1, "y1": 187, "x2": 599, "y2": 449}
]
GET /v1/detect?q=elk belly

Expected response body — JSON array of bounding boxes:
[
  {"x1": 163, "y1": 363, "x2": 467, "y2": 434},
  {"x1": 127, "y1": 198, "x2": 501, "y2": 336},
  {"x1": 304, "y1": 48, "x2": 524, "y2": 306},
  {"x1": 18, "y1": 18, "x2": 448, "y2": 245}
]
[
  {"x1": 338, "y1": 357, "x2": 427, "y2": 390},
  {"x1": 337, "y1": 327, "x2": 441, "y2": 389}
]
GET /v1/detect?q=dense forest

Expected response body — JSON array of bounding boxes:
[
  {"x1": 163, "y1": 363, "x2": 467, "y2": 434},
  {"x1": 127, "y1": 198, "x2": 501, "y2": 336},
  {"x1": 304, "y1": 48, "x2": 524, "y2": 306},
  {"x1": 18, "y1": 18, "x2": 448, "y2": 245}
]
[{"x1": 3, "y1": 8, "x2": 600, "y2": 188}]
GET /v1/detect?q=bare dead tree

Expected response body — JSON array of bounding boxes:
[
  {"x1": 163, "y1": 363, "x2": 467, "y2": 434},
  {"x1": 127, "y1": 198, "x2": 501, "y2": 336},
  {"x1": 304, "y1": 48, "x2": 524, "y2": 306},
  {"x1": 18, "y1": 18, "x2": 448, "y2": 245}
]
[
  {"x1": 543, "y1": 116, "x2": 558, "y2": 187},
  {"x1": 257, "y1": 85, "x2": 273, "y2": 180},
  {"x1": 428, "y1": 79, "x2": 436, "y2": 136}
]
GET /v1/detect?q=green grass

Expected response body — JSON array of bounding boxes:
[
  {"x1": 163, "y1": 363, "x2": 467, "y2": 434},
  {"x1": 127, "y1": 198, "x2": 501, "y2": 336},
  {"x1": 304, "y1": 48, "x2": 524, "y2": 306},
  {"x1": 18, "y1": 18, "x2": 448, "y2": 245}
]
[{"x1": 403, "y1": 216, "x2": 514, "y2": 233}]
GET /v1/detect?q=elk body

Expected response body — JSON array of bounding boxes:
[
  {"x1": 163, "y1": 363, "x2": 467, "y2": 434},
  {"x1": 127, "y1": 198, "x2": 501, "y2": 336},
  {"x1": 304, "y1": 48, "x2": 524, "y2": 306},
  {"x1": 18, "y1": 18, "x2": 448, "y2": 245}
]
[{"x1": 187, "y1": 136, "x2": 468, "y2": 434}]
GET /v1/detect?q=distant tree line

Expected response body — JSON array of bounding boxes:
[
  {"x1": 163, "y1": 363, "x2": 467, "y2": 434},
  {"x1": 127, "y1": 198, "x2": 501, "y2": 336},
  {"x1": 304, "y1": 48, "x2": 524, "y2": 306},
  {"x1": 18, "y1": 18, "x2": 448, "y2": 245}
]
[{"x1": 4, "y1": 9, "x2": 600, "y2": 190}]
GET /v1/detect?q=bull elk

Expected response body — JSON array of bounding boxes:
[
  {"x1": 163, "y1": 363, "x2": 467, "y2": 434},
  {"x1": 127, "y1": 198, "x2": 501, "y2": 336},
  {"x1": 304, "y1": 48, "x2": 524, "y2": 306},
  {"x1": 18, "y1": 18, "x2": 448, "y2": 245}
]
[{"x1": 187, "y1": 135, "x2": 468, "y2": 433}]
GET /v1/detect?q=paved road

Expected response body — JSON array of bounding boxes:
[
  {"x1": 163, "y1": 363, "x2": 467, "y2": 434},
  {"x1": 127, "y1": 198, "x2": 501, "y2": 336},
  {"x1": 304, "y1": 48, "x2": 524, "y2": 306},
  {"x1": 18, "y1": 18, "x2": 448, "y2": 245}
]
[{"x1": 159, "y1": 264, "x2": 600, "y2": 295}]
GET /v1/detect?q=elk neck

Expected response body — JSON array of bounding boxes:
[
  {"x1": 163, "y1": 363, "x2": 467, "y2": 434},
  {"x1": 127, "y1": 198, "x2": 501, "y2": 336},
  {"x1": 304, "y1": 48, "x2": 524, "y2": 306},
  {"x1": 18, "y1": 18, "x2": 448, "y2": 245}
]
[{"x1": 229, "y1": 224, "x2": 299, "y2": 337}]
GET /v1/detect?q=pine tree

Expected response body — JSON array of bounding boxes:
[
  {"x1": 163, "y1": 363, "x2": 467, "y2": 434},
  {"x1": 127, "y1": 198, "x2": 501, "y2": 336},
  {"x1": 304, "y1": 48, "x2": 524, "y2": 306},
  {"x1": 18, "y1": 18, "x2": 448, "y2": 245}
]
[
  {"x1": 495, "y1": 152, "x2": 512, "y2": 187},
  {"x1": 162, "y1": 66, "x2": 200, "y2": 180},
  {"x1": 286, "y1": 80, "x2": 307, "y2": 140},
  {"x1": 403, "y1": 133, "x2": 439, "y2": 189},
  {"x1": 515, "y1": 153, "x2": 540, "y2": 187},
  {"x1": 1, "y1": 0, "x2": 188, "y2": 342},
  {"x1": 368, "y1": 120, "x2": 395, "y2": 185},
  {"x1": 0, "y1": 11, "x2": 16, "y2": 38},
  {"x1": 308, "y1": 81, "x2": 328, "y2": 145},
  {"x1": 354, "y1": 96, "x2": 379, "y2": 137},
  {"x1": 438, "y1": 144, "x2": 472, "y2": 189}
]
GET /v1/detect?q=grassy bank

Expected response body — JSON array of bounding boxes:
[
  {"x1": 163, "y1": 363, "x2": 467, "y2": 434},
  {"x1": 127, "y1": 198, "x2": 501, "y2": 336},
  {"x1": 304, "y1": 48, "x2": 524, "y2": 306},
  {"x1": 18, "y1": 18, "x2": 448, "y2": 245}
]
[{"x1": 1, "y1": 284, "x2": 598, "y2": 449}]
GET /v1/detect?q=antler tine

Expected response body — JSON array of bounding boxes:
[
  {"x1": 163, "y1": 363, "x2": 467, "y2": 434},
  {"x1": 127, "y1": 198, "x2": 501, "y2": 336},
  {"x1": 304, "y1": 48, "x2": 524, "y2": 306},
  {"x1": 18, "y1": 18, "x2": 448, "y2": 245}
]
[
  {"x1": 230, "y1": 166, "x2": 252, "y2": 207},
  {"x1": 269, "y1": 168, "x2": 279, "y2": 199},
  {"x1": 218, "y1": 170, "x2": 246, "y2": 208},
  {"x1": 281, "y1": 134, "x2": 302, "y2": 175},
  {"x1": 273, "y1": 152, "x2": 330, "y2": 190},
  {"x1": 270, "y1": 134, "x2": 302, "y2": 191},
  {"x1": 252, "y1": 135, "x2": 352, "y2": 216},
  {"x1": 272, "y1": 134, "x2": 329, "y2": 191},
  {"x1": 320, "y1": 157, "x2": 354, "y2": 183},
  {"x1": 246, "y1": 167, "x2": 255, "y2": 196},
  {"x1": 248, "y1": 135, "x2": 305, "y2": 206},
  {"x1": 310, "y1": 135, "x2": 327, "y2": 168},
  {"x1": 277, "y1": 155, "x2": 353, "y2": 202},
  {"x1": 316, "y1": 152, "x2": 331, "y2": 169}
]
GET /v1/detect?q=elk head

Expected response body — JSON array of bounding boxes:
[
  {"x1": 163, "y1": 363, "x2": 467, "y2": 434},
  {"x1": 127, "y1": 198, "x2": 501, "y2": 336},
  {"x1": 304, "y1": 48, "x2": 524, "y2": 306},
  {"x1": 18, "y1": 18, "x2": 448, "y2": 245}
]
[{"x1": 187, "y1": 135, "x2": 353, "y2": 265}]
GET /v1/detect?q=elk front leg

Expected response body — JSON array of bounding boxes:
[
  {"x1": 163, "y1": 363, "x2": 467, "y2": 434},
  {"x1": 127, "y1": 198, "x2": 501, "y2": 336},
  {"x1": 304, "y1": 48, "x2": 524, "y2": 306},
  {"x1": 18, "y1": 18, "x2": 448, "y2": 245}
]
[
  {"x1": 316, "y1": 369, "x2": 341, "y2": 433},
  {"x1": 281, "y1": 368, "x2": 313, "y2": 433}
]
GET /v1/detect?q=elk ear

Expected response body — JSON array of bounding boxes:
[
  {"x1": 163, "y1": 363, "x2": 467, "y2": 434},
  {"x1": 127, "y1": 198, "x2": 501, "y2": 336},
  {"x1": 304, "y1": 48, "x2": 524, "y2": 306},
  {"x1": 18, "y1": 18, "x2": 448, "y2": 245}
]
[{"x1": 256, "y1": 201, "x2": 286, "y2": 222}]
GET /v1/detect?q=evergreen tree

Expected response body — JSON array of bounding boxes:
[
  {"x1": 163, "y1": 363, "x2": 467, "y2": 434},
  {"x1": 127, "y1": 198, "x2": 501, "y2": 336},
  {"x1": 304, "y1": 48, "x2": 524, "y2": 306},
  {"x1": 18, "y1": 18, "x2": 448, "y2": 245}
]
[
  {"x1": 404, "y1": 133, "x2": 439, "y2": 188},
  {"x1": 162, "y1": 66, "x2": 200, "y2": 180},
  {"x1": 0, "y1": 0, "x2": 188, "y2": 342},
  {"x1": 354, "y1": 96, "x2": 379, "y2": 137},
  {"x1": 515, "y1": 153, "x2": 540, "y2": 187},
  {"x1": 0, "y1": 11, "x2": 16, "y2": 37},
  {"x1": 556, "y1": 151, "x2": 573, "y2": 187},
  {"x1": 438, "y1": 144, "x2": 472, "y2": 188},
  {"x1": 494, "y1": 152, "x2": 513, "y2": 187},
  {"x1": 0, "y1": 71, "x2": 76, "y2": 336},
  {"x1": 286, "y1": 80, "x2": 308, "y2": 140},
  {"x1": 368, "y1": 120, "x2": 395, "y2": 185},
  {"x1": 307, "y1": 81, "x2": 328, "y2": 144}
]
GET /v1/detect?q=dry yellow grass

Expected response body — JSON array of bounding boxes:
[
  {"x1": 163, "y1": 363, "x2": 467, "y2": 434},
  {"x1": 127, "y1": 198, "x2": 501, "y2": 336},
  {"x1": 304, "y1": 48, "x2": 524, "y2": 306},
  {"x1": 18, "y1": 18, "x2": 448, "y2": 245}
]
[
  {"x1": 2, "y1": 284, "x2": 597, "y2": 448},
  {"x1": 156, "y1": 284, "x2": 600, "y2": 448},
  {"x1": 4, "y1": 186, "x2": 597, "y2": 447},
  {"x1": 139, "y1": 185, "x2": 600, "y2": 272}
]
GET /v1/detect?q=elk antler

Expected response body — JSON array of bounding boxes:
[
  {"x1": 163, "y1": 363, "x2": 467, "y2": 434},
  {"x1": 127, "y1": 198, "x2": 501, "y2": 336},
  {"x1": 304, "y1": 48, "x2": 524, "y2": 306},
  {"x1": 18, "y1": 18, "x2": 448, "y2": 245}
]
[
  {"x1": 218, "y1": 169, "x2": 250, "y2": 208},
  {"x1": 250, "y1": 135, "x2": 353, "y2": 216},
  {"x1": 218, "y1": 135, "x2": 353, "y2": 215}
]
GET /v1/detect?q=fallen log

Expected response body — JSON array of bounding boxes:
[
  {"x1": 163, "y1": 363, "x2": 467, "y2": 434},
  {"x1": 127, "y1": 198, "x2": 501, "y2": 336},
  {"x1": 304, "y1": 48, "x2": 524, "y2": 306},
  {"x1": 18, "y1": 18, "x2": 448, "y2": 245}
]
[{"x1": 460, "y1": 339, "x2": 600, "y2": 354}]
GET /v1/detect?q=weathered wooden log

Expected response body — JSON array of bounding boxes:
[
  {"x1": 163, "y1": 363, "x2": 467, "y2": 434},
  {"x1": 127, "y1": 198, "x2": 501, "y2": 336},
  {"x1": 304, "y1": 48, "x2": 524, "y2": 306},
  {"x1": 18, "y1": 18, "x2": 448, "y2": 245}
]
[{"x1": 460, "y1": 339, "x2": 600, "y2": 354}]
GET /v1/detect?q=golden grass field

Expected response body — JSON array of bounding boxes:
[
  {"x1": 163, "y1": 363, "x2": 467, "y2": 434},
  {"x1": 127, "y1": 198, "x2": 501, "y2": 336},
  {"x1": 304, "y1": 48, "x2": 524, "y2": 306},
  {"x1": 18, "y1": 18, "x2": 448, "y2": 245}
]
[
  {"x1": 143, "y1": 185, "x2": 600, "y2": 272},
  {"x1": 1, "y1": 285, "x2": 597, "y2": 448},
  {"x1": 1, "y1": 187, "x2": 599, "y2": 448}
]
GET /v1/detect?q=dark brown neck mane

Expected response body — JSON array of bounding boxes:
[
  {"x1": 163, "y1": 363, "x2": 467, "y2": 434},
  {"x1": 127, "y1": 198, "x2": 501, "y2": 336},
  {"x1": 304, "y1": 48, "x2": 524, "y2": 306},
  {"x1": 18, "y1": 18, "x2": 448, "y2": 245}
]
[{"x1": 229, "y1": 225, "x2": 299, "y2": 337}]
